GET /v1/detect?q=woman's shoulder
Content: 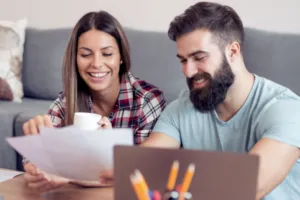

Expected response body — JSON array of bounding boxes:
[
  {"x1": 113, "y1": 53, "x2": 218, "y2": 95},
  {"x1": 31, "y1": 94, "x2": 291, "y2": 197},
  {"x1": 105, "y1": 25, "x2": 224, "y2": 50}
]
[
  {"x1": 124, "y1": 72, "x2": 164, "y2": 99},
  {"x1": 55, "y1": 91, "x2": 66, "y2": 103},
  {"x1": 50, "y1": 91, "x2": 66, "y2": 107}
]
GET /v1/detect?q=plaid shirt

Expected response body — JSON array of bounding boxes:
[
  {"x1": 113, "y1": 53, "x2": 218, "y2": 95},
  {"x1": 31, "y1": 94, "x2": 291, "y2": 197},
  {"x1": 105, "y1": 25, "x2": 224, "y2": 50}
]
[{"x1": 48, "y1": 72, "x2": 166, "y2": 144}]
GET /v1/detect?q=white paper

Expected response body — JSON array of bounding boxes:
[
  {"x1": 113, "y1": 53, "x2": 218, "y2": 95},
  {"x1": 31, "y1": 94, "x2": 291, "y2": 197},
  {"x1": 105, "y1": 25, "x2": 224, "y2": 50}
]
[
  {"x1": 6, "y1": 127, "x2": 133, "y2": 181},
  {"x1": 0, "y1": 169, "x2": 23, "y2": 182}
]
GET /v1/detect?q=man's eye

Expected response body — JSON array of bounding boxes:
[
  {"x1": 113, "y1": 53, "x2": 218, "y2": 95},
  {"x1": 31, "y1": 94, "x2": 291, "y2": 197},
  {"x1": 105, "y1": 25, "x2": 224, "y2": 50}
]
[
  {"x1": 180, "y1": 59, "x2": 187, "y2": 64},
  {"x1": 195, "y1": 57, "x2": 205, "y2": 62}
]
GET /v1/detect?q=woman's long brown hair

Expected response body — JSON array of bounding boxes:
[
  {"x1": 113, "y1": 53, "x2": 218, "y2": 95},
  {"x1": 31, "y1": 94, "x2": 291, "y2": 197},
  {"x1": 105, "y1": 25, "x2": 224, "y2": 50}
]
[{"x1": 62, "y1": 11, "x2": 131, "y2": 126}]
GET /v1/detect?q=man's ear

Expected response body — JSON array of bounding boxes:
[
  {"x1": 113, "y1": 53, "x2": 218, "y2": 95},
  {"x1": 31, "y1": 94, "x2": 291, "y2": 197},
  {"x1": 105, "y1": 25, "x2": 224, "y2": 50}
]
[{"x1": 225, "y1": 41, "x2": 241, "y2": 63}]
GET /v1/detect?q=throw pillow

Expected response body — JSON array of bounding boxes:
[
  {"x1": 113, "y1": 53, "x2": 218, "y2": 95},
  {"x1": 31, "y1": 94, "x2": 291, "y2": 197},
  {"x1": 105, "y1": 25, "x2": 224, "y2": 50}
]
[{"x1": 0, "y1": 18, "x2": 27, "y2": 102}]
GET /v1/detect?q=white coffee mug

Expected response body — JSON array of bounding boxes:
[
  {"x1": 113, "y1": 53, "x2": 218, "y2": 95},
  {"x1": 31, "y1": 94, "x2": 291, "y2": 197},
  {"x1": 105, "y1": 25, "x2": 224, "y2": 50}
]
[{"x1": 73, "y1": 112, "x2": 102, "y2": 131}]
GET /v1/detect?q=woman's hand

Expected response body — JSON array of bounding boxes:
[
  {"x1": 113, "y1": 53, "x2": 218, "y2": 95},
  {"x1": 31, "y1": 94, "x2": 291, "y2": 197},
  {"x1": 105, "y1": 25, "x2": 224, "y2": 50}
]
[
  {"x1": 97, "y1": 116, "x2": 112, "y2": 129},
  {"x1": 99, "y1": 169, "x2": 114, "y2": 185},
  {"x1": 24, "y1": 162, "x2": 69, "y2": 192},
  {"x1": 23, "y1": 115, "x2": 53, "y2": 135}
]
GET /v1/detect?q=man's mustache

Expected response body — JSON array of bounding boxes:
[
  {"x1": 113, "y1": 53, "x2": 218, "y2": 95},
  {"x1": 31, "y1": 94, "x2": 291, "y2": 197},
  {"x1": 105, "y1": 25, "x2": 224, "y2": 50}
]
[
  {"x1": 187, "y1": 73, "x2": 211, "y2": 88},
  {"x1": 188, "y1": 73, "x2": 211, "y2": 82}
]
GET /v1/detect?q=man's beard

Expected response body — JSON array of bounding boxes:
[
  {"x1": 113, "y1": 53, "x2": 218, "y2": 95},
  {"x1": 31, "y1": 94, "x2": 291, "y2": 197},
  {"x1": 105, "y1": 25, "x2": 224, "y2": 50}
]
[{"x1": 187, "y1": 57, "x2": 235, "y2": 112}]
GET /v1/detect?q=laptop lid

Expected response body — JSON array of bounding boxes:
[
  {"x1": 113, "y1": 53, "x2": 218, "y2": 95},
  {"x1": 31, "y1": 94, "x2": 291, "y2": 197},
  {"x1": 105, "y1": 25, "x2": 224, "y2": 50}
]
[{"x1": 114, "y1": 145, "x2": 259, "y2": 200}]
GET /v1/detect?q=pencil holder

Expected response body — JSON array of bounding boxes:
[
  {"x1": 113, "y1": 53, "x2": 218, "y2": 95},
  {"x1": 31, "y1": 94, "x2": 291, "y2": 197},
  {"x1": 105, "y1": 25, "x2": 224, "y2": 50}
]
[
  {"x1": 129, "y1": 161, "x2": 195, "y2": 200},
  {"x1": 163, "y1": 191, "x2": 192, "y2": 200}
]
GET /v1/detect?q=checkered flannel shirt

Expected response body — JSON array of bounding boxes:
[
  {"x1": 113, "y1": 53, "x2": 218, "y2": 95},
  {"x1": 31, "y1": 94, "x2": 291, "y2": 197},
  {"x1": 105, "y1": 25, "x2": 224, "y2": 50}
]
[{"x1": 48, "y1": 72, "x2": 166, "y2": 144}]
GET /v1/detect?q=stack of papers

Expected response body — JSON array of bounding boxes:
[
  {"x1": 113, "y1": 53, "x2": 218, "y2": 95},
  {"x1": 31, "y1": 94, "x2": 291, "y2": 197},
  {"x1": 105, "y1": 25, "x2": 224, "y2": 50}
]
[
  {"x1": 0, "y1": 169, "x2": 23, "y2": 182},
  {"x1": 6, "y1": 126, "x2": 133, "y2": 181}
]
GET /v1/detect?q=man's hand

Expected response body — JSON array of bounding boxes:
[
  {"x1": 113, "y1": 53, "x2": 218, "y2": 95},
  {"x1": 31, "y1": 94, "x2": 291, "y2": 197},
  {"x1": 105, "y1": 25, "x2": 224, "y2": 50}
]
[
  {"x1": 98, "y1": 132, "x2": 179, "y2": 184},
  {"x1": 141, "y1": 132, "x2": 180, "y2": 148}
]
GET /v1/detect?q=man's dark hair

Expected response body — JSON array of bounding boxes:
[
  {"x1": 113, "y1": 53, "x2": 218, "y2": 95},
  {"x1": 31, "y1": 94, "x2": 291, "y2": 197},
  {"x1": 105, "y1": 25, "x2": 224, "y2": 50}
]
[{"x1": 168, "y1": 2, "x2": 244, "y2": 53}]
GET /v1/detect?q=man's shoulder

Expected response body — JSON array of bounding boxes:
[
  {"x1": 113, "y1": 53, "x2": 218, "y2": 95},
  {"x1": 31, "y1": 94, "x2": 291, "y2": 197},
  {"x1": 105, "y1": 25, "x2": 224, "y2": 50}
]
[
  {"x1": 163, "y1": 89, "x2": 197, "y2": 115},
  {"x1": 253, "y1": 75, "x2": 300, "y2": 123},
  {"x1": 255, "y1": 75, "x2": 300, "y2": 101}
]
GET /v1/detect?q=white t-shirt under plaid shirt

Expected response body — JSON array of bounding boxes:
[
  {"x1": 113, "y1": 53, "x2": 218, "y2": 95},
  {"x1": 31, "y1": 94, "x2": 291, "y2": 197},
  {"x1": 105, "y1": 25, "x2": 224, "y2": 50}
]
[{"x1": 47, "y1": 72, "x2": 166, "y2": 144}]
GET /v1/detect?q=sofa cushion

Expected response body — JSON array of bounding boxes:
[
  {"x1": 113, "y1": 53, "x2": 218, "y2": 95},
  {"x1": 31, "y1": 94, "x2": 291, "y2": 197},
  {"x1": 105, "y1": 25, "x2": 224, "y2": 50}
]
[
  {"x1": 0, "y1": 98, "x2": 51, "y2": 138},
  {"x1": 0, "y1": 97, "x2": 52, "y2": 116},
  {"x1": 21, "y1": 27, "x2": 300, "y2": 103},
  {"x1": 125, "y1": 29, "x2": 187, "y2": 103},
  {"x1": 0, "y1": 98, "x2": 52, "y2": 170},
  {"x1": 0, "y1": 111, "x2": 18, "y2": 169},
  {"x1": 244, "y1": 28, "x2": 300, "y2": 95},
  {"x1": 22, "y1": 28, "x2": 71, "y2": 100},
  {"x1": 0, "y1": 18, "x2": 27, "y2": 102},
  {"x1": 13, "y1": 100, "x2": 52, "y2": 138}
]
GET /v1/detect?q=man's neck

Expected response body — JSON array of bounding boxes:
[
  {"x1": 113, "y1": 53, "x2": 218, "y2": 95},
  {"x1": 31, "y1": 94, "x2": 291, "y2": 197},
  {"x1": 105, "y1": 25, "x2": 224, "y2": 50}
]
[{"x1": 216, "y1": 69, "x2": 255, "y2": 122}]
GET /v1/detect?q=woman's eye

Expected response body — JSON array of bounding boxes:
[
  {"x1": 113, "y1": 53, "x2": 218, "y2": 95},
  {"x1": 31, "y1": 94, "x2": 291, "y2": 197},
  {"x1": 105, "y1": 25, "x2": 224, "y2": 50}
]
[{"x1": 103, "y1": 53, "x2": 113, "y2": 57}]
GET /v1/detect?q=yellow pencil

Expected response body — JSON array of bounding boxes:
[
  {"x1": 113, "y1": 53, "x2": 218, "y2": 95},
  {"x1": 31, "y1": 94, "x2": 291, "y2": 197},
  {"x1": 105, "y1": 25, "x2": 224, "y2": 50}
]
[
  {"x1": 130, "y1": 173, "x2": 144, "y2": 200},
  {"x1": 179, "y1": 163, "x2": 195, "y2": 200},
  {"x1": 166, "y1": 160, "x2": 179, "y2": 191},
  {"x1": 135, "y1": 169, "x2": 149, "y2": 192},
  {"x1": 130, "y1": 172, "x2": 150, "y2": 200}
]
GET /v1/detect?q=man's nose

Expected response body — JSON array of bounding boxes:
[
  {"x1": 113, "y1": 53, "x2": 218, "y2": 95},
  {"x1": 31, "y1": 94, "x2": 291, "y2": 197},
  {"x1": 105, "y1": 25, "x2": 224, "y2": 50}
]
[{"x1": 183, "y1": 61, "x2": 198, "y2": 78}]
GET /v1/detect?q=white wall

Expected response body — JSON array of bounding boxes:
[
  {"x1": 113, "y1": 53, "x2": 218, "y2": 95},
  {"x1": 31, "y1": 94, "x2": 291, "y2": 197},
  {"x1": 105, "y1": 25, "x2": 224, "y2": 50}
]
[{"x1": 1, "y1": 0, "x2": 300, "y2": 33}]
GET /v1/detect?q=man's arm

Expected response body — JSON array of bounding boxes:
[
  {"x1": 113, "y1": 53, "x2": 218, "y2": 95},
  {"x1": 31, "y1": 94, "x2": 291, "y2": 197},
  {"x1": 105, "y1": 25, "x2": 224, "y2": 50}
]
[
  {"x1": 141, "y1": 132, "x2": 180, "y2": 148},
  {"x1": 249, "y1": 138, "x2": 300, "y2": 200}
]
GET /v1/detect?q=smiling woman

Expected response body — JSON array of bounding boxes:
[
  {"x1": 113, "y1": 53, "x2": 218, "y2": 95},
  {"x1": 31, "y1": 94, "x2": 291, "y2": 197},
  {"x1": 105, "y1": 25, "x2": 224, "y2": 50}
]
[
  {"x1": 23, "y1": 10, "x2": 166, "y2": 143},
  {"x1": 21, "y1": 10, "x2": 166, "y2": 192}
]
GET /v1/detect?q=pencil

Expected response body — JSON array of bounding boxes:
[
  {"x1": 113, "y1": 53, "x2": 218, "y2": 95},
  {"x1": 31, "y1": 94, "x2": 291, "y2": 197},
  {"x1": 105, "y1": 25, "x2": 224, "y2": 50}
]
[
  {"x1": 179, "y1": 163, "x2": 195, "y2": 200},
  {"x1": 130, "y1": 172, "x2": 151, "y2": 200},
  {"x1": 135, "y1": 169, "x2": 149, "y2": 192},
  {"x1": 130, "y1": 173, "x2": 144, "y2": 200},
  {"x1": 166, "y1": 160, "x2": 179, "y2": 191}
]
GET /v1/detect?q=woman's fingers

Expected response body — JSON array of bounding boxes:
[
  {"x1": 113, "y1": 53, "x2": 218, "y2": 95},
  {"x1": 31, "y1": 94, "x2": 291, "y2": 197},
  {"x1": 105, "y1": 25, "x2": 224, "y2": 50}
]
[
  {"x1": 98, "y1": 117, "x2": 112, "y2": 129},
  {"x1": 23, "y1": 115, "x2": 54, "y2": 135}
]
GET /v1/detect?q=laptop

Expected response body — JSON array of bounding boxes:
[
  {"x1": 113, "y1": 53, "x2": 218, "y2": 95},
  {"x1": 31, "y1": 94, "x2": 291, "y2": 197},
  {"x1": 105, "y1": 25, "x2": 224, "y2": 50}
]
[{"x1": 114, "y1": 145, "x2": 259, "y2": 200}]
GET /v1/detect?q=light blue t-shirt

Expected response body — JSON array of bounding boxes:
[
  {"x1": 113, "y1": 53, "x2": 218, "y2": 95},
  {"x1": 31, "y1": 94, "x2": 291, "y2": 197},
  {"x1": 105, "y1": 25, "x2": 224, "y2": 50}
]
[{"x1": 153, "y1": 74, "x2": 300, "y2": 200}]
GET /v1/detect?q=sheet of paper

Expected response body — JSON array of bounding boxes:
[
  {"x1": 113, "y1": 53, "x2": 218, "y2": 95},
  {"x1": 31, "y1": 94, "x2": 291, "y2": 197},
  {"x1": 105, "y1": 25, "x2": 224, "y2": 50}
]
[
  {"x1": 0, "y1": 169, "x2": 23, "y2": 182},
  {"x1": 6, "y1": 127, "x2": 133, "y2": 181},
  {"x1": 6, "y1": 135, "x2": 57, "y2": 173}
]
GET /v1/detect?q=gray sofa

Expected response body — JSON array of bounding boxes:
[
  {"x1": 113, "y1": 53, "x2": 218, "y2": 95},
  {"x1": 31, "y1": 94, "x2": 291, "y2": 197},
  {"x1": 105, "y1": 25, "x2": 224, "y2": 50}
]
[{"x1": 0, "y1": 26, "x2": 300, "y2": 171}]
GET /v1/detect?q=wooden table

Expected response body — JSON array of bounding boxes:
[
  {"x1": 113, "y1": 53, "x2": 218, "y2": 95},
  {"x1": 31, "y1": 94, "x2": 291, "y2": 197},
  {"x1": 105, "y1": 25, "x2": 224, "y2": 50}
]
[{"x1": 0, "y1": 169, "x2": 113, "y2": 200}]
